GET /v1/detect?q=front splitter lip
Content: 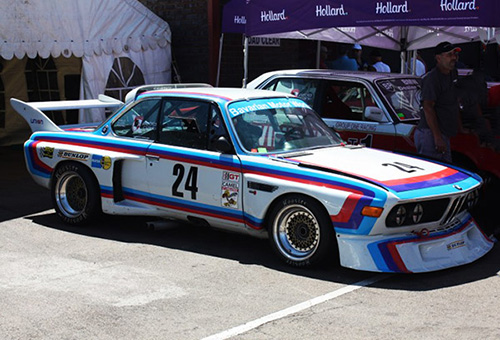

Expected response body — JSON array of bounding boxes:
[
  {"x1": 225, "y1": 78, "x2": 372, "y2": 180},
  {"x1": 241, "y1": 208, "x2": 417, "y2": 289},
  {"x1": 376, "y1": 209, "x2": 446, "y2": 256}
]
[{"x1": 337, "y1": 214, "x2": 494, "y2": 273}]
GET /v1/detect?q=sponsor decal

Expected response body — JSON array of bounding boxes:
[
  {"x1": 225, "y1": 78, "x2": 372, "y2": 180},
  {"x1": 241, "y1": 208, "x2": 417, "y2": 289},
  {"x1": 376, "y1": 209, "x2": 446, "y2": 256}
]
[
  {"x1": 340, "y1": 27, "x2": 356, "y2": 33},
  {"x1": 248, "y1": 37, "x2": 281, "y2": 47},
  {"x1": 440, "y1": 0, "x2": 478, "y2": 11},
  {"x1": 316, "y1": 4, "x2": 348, "y2": 17},
  {"x1": 57, "y1": 150, "x2": 90, "y2": 161},
  {"x1": 375, "y1": 1, "x2": 409, "y2": 14},
  {"x1": 39, "y1": 146, "x2": 54, "y2": 159},
  {"x1": 222, "y1": 171, "x2": 240, "y2": 182},
  {"x1": 222, "y1": 171, "x2": 240, "y2": 208},
  {"x1": 132, "y1": 116, "x2": 144, "y2": 132},
  {"x1": 260, "y1": 9, "x2": 287, "y2": 22},
  {"x1": 447, "y1": 239, "x2": 466, "y2": 250},
  {"x1": 92, "y1": 155, "x2": 112, "y2": 170},
  {"x1": 334, "y1": 121, "x2": 378, "y2": 132},
  {"x1": 222, "y1": 183, "x2": 239, "y2": 208},
  {"x1": 30, "y1": 118, "x2": 43, "y2": 125},
  {"x1": 228, "y1": 99, "x2": 309, "y2": 117}
]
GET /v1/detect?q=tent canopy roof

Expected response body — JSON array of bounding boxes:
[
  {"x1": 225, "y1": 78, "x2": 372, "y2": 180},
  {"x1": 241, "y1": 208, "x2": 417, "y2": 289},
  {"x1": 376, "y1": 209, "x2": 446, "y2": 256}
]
[
  {"x1": 222, "y1": 0, "x2": 500, "y2": 51},
  {"x1": 0, "y1": 0, "x2": 171, "y2": 60}
]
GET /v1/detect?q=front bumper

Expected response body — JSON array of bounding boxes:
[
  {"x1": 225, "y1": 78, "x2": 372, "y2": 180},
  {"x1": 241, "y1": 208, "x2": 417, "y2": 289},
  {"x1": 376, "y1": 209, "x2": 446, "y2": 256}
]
[{"x1": 336, "y1": 213, "x2": 494, "y2": 273}]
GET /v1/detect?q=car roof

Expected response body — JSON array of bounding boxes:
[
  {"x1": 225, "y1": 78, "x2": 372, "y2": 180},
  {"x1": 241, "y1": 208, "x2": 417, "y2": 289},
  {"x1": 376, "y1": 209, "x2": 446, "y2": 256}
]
[
  {"x1": 247, "y1": 69, "x2": 419, "y2": 88},
  {"x1": 140, "y1": 87, "x2": 290, "y2": 103}
]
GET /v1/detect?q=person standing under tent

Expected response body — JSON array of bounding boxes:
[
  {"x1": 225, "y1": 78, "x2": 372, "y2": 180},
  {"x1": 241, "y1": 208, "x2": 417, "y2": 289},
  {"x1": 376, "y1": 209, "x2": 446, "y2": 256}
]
[
  {"x1": 350, "y1": 44, "x2": 368, "y2": 71},
  {"x1": 407, "y1": 51, "x2": 427, "y2": 76},
  {"x1": 330, "y1": 44, "x2": 358, "y2": 71},
  {"x1": 414, "y1": 41, "x2": 462, "y2": 162},
  {"x1": 368, "y1": 49, "x2": 391, "y2": 72}
]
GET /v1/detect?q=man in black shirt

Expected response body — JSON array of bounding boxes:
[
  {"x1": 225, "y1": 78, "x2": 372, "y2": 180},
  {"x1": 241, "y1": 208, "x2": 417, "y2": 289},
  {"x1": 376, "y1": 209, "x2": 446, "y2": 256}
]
[{"x1": 415, "y1": 41, "x2": 461, "y2": 162}]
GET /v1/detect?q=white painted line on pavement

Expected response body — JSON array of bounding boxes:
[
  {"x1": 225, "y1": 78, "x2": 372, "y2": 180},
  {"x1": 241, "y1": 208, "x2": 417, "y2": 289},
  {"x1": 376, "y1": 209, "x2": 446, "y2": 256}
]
[{"x1": 202, "y1": 274, "x2": 388, "y2": 340}]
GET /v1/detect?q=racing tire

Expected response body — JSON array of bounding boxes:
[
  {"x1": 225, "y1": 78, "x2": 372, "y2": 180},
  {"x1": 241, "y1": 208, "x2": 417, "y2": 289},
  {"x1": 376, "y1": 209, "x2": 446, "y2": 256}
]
[
  {"x1": 51, "y1": 162, "x2": 101, "y2": 225},
  {"x1": 267, "y1": 195, "x2": 337, "y2": 267}
]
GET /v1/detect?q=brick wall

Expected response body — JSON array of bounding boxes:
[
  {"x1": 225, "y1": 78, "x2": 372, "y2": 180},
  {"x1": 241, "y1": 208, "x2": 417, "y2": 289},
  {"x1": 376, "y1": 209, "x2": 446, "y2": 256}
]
[{"x1": 139, "y1": 0, "x2": 210, "y2": 84}]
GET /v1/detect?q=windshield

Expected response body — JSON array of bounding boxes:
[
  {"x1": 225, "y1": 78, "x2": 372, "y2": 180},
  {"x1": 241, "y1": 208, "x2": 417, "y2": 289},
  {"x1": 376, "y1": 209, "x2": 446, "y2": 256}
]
[
  {"x1": 228, "y1": 98, "x2": 343, "y2": 154},
  {"x1": 376, "y1": 78, "x2": 422, "y2": 121}
]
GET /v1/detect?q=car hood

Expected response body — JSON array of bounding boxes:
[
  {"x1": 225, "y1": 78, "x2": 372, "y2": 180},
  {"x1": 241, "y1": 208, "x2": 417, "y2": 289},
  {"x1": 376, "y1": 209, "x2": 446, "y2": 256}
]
[{"x1": 276, "y1": 146, "x2": 477, "y2": 195}]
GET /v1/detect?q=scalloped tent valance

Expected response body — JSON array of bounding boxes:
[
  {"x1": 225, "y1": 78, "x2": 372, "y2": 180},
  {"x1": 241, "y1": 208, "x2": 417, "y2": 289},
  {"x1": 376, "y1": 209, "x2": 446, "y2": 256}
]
[{"x1": 0, "y1": 0, "x2": 171, "y2": 60}]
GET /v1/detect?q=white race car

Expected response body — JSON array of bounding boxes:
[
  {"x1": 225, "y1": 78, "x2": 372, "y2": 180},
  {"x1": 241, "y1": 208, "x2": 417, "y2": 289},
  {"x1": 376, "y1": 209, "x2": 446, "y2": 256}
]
[{"x1": 12, "y1": 86, "x2": 493, "y2": 273}]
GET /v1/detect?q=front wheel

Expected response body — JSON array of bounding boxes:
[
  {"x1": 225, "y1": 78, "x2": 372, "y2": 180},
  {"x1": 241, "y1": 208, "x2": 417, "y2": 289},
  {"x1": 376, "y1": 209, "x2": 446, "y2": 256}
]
[
  {"x1": 267, "y1": 195, "x2": 337, "y2": 267},
  {"x1": 51, "y1": 162, "x2": 101, "y2": 225}
]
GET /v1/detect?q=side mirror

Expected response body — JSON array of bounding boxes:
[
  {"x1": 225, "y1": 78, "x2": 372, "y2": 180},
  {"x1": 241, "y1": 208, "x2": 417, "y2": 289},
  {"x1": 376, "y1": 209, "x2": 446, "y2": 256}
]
[
  {"x1": 214, "y1": 136, "x2": 233, "y2": 154},
  {"x1": 364, "y1": 106, "x2": 388, "y2": 122}
]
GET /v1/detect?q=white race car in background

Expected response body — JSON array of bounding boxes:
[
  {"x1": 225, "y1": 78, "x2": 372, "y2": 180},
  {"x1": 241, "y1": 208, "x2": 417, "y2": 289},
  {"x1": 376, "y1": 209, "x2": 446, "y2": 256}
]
[{"x1": 12, "y1": 86, "x2": 493, "y2": 273}]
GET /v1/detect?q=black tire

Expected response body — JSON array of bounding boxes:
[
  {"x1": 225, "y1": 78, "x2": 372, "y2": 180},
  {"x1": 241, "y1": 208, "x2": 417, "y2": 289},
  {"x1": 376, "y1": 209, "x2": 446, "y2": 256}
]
[
  {"x1": 267, "y1": 195, "x2": 337, "y2": 267},
  {"x1": 51, "y1": 162, "x2": 101, "y2": 225}
]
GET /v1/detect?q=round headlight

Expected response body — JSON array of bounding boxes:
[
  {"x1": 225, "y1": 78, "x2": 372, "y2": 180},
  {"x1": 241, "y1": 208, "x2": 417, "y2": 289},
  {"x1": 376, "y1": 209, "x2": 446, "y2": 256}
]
[
  {"x1": 395, "y1": 206, "x2": 407, "y2": 226},
  {"x1": 411, "y1": 204, "x2": 424, "y2": 224},
  {"x1": 466, "y1": 190, "x2": 479, "y2": 209}
]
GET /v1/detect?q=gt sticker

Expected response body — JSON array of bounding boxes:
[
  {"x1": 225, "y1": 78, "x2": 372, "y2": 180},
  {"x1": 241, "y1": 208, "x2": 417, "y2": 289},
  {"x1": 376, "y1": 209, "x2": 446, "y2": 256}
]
[
  {"x1": 57, "y1": 150, "x2": 90, "y2": 161},
  {"x1": 222, "y1": 171, "x2": 240, "y2": 182},
  {"x1": 91, "y1": 155, "x2": 112, "y2": 170}
]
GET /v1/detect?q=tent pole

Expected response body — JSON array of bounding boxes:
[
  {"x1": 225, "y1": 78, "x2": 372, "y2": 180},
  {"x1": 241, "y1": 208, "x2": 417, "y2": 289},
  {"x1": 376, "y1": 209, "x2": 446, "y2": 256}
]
[
  {"x1": 400, "y1": 51, "x2": 405, "y2": 74},
  {"x1": 316, "y1": 41, "x2": 321, "y2": 68},
  {"x1": 411, "y1": 50, "x2": 417, "y2": 75},
  {"x1": 216, "y1": 33, "x2": 224, "y2": 87},
  {"x1": 243, "y1": 35, "x2": 249, "y2": 88}
]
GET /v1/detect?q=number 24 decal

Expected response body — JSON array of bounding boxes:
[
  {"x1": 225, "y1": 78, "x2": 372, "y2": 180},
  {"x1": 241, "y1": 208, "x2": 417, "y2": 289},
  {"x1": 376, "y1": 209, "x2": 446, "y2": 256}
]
[{"x1": 172, "y1": 164, "x2": 198, "y2": 200}]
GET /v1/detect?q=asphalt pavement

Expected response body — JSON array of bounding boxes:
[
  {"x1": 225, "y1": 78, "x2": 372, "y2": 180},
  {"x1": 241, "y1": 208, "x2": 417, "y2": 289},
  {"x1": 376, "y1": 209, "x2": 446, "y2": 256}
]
[{"x1": 1, "y1": 145, "x2": 499, "y2": 340}]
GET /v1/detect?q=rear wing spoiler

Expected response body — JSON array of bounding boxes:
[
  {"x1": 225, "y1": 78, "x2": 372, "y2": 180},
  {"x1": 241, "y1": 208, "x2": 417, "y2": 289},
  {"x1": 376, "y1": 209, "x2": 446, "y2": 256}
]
[{"x1": 10, "y1": 95, "x2": 124, "y2": 133}]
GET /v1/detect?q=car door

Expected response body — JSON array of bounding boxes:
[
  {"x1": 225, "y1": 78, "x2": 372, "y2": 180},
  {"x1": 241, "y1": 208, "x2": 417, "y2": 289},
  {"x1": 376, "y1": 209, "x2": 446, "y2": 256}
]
[
  {"x1": 317, "y1": 79, "x2": 398, "y2": 150},
  {"x1": 110, "y1": 97, "x2": 159, "y2": 198},
  {"x1": 145, "y1": 98, "x2": 245, "y2": 230}
]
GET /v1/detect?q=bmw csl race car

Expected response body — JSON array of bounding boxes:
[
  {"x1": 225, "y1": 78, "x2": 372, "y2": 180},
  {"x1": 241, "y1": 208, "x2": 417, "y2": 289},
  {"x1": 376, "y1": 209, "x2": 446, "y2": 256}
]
[{"x1": 11, "y1": 86, "x2": 494, "y2": 273}]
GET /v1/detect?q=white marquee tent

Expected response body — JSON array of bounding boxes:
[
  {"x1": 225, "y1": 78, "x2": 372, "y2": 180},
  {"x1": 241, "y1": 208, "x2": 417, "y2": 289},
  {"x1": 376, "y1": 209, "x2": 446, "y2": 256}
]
[{"x1": 0, "y1": 0, "x2": 171, "y2": 145}]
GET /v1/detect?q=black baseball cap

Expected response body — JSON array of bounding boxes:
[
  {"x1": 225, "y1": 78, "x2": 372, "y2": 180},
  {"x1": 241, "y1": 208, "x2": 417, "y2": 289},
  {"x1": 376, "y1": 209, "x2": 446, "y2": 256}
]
[{"x1": 435, "y1": 41, "x2": 461, "y2": 55}]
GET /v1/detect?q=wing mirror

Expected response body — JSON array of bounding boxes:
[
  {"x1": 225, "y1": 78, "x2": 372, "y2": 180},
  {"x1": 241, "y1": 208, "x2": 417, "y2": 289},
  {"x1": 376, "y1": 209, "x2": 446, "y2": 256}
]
[
  {"x1": 364, "y1": 106, "x2": 388, "y2": 122},
  {"x1": 214, "y1": 136, "x2": 233, "y2": 154}
]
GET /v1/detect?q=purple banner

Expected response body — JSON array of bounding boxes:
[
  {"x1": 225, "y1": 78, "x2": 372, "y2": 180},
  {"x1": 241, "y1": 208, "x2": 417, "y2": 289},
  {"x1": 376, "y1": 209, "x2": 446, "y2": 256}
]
[
  {"x1": 244, "y1": 0, "x2": 500, "y2": 36},
  {"x1": 222, "y1": 0, "x2": 247, "y2": 33}
]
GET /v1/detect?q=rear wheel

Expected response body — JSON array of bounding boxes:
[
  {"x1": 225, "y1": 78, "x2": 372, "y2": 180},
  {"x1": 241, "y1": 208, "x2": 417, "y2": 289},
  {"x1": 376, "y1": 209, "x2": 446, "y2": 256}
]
[
  {"x1": 268, "y1": 195, "x2": 337, "y2": 267},
  {"x1": 52, "y1": 162, "x2": 101, "y2": 225}
]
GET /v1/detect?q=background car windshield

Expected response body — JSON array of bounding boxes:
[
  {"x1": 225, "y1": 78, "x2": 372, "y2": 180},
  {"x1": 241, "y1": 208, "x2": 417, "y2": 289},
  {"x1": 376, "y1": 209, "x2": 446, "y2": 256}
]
[
  {"x1": 376, "y1": 78, "x2": 421, "y2": 121},
  {"x1": 228, "y1": 98, "x2": 342, "y2": 153}
]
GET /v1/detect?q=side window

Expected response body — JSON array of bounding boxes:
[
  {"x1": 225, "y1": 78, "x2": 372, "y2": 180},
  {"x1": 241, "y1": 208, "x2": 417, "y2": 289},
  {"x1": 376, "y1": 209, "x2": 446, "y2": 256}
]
[
  {"x1": 111, "y1": 99, "x2": 160, "y2": 140},
  {"x1": 321, "y1": 81, "x2": 377, "y2": 121},
  {"x1": 262, "y1": 78, "x2": 320, "y2": 108},
  {"x1": 158, "y1": 99, "x2": 210, "y2": 150}
]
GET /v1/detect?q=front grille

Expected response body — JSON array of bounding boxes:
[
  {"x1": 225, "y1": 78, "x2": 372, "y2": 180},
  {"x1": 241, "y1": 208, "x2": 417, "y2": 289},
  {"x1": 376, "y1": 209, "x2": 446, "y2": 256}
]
[
  {"x1": 440, "y1": 194, "x2": 468, "y2": 226},
  {"x1": 386, "y1": 188, "x2": 480, "y2": 228}
]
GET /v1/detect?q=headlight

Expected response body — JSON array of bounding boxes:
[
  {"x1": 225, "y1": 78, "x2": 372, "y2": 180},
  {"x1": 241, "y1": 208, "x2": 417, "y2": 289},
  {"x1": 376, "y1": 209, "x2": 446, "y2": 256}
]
[
  {"x1": 386, "y1": 199, "x2": 449, "y2": 228},
  {"x1": 395, "y1": 206, "x2": 407, "y2": 226},
  {"x1": 466, "y1": 190, "x2": 480, "y2": 210},
  {"x1": 411, "y1": 204, "x2": 423, "y2": 224}
]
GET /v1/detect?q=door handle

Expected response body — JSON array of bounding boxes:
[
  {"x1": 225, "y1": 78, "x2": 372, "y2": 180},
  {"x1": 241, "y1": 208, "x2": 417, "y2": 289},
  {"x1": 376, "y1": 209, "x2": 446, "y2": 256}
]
[{"x1": 146, "y1": 154, "x2": 160, "y2": 162}]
